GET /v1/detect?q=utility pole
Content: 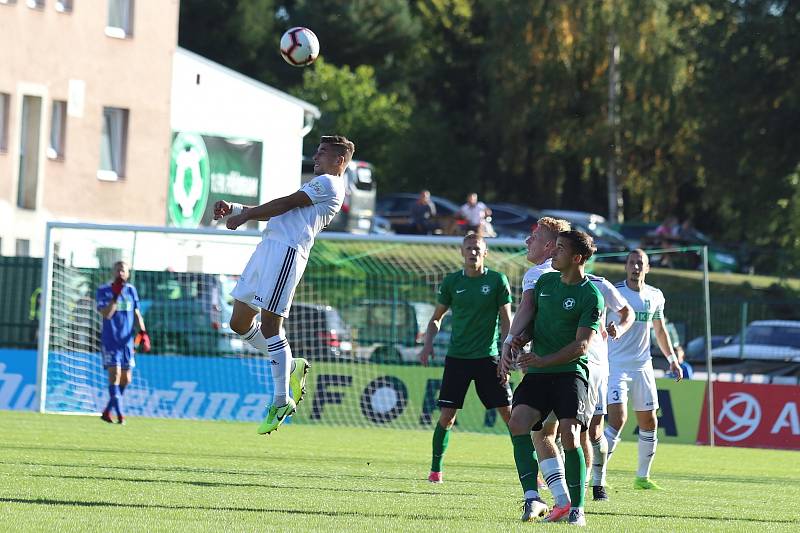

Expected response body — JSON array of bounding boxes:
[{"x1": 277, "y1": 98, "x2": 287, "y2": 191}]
[{"x1": 607, "y1": 29, "x2": 623, "y2": 223}]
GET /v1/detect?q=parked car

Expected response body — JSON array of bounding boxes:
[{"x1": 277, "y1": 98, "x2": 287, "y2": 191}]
[
  {"x1": 302, "y1": 158, "x2": 376, "y2": 234},
  {"x1": 539, "y1": 209, "x2": 628, "y2": 258},
  {"x1": 283, "y1": 303, "x2": 354, "y2": 361},
  {"x1": 613, "y1": 222, "x2": 741, "y2": 273},
  {"x1": 486, "y1": 203, "x2": 541, "y2": 239},
  {"x1": 138, "y1": 272, "x2": 240, "y2": 356},
  {"x1": 684, "y1": 334, "x2": 734, "y2": 363},
  {"x1": 710, "y1": 320, "x2": 800, "y2": 362},
  {"x1": 340, "y1": 299, "x2": 450, "y2": 364},
  {"x1": 375, "y1": 193, "x2": 462, "y2": 235}
]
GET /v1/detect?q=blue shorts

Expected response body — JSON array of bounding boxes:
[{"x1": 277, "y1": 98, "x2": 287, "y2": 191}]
[{"x1": 102, "y1": 345, "x2": 135, "y2": 369}]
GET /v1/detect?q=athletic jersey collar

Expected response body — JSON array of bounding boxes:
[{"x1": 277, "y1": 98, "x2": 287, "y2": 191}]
[{"x1": 461, "y1": 266, "x2": 488, "y2": 277}]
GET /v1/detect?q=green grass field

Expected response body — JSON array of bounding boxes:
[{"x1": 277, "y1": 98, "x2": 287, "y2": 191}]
[{"x1": 1, "y1": 411, "x2": 798, "y2": 532}]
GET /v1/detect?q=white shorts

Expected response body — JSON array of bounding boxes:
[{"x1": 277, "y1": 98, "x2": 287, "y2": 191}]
[
  {"x1": 588, "y1": 364, "x2": 608, "y2": 416},
  {"x1": 607, "y1": 364, "x2": 659, "y2": 412},
  {"x1": 231, "y1": 239, "x2": 307, "y2": 318}
]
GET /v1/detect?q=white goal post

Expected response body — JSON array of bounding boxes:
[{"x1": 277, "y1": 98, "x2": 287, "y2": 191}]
[{"x1": 35, "y1": 221, "x2": 714, "y2": 440}]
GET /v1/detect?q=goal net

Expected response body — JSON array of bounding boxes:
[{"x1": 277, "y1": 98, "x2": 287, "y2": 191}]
[{"x1": 37, "y1": 222, "x2": 712, "y2": 436}]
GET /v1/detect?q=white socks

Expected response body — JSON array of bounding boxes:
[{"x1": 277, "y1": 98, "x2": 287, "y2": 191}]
[
  {"x1": 539, "y1": 457, "x2": 570, "y2": 507},
  {"x1": 637, "y1": 429, "x2": 658, "y2": 478},
  {"x1": 240, "y1": 322, "x2": 293, "y2": 406},
  {"x1": 591, "y1": 435, "x2": 608, "y2": 487},
  {"x1": 604, "y1": 425, "x2": 621, "y2": 462}
]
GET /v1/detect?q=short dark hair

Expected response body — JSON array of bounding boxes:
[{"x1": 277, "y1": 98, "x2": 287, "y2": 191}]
[
  {"x1": 462, "y1": 232, "x2": 486, "y2": 247},
  {"x1": 320, "y1": 135, "x2": 355, "y2": 163},
  {"x1": 558, "y1": 230, "x2": 596, "y2": 264}
]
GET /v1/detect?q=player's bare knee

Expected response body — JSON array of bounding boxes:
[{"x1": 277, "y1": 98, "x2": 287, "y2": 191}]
[
  {"x1": 438, "y1": 408, "x2": 457, "y2": 429},
  {"x1": 260, "y1": 311, "x2": 283, "y2": 338},
  {"x1": 497, "y1": 406, "x2": 512, "y2": 425},
  {"x1": 559, "y1": 422, "x2": 581, "y2": 450},
  {"x1": 637, "y1": 410, "x2": 658, "y2": 431}
]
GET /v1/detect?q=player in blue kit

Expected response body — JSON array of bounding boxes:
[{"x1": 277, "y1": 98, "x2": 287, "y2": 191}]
[{"x1": 96, "y1": 261, "x2": 150, "y2": 424}]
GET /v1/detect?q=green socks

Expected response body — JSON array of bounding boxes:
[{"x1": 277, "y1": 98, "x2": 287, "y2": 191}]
[
  {"x1": 564, "y1": 447, "x2": 586, "y2": 508},
  {"x1": 431, "y1": 423, "x2": 451, "y2": 472},
  {"x1": 511, "y1": 434, "x2": 540, "y2": 493}
]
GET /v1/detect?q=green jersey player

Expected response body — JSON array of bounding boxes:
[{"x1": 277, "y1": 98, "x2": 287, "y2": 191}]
[
  {"x1": 499, "y1": 230, "x2": 604, "y2": 526},
  {"x1": 419, "y1": 233, "x2": 513, "y2": 484}
]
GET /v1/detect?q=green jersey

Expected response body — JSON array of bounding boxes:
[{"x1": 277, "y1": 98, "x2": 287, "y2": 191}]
[
  {"x1": 528, "y1": 271, "x2": 604, "y2": 379},
  {"x1": 437, "y1": 268, "x2": 512, "y2": 359}
]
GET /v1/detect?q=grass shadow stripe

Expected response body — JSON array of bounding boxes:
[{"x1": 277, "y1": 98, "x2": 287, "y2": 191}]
[
  {"x1": 589, "y1": 509, "x2": 800, "y2": 525},
  {"x1": 23, "y1": 472, "x2": 489, "y2": 500},
  {"x1": 0, "y1": 497, "x2": 485, "y2": 521}
]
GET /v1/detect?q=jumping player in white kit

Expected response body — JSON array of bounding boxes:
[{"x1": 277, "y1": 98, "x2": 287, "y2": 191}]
[
  {"x1": 213, "y1": 135, "x2": 355, "y2": 435},
  {"x1": 604, "y1": 249, "x2": 683, "y2": 490}
]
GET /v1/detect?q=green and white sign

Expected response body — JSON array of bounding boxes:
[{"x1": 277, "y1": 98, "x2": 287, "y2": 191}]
[{"x1": 167, "y1": 132, "x2": 262, "y2": 228}]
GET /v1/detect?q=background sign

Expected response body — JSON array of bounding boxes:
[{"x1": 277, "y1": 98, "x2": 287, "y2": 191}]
[
  {"x1": 167, "y1": 132, "x2": 262, "y2": 228},
  {"x1": 698, "y1": 381, "x2": 800, "y2": 450}
]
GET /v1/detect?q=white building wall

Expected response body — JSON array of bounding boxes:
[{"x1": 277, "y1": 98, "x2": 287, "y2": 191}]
[{"x1": 170, "y1": 48, "x2": 319, "y2": 204}]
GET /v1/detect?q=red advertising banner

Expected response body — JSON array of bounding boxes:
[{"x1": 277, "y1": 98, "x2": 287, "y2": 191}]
[{"x1": 698, "y1": 381, "x2": 800, "y2": 450}]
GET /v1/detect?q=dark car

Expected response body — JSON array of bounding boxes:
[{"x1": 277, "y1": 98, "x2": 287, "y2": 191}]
[
  {"x1": 340, "y1": 299, "x2": 450, "y2": 364},
  {"x1": 539, "y1": 209, "x2": 629, "y2": 259},
  {"x1": 283, "y1": 303, "x2": 354, "y2": 361},
  {"x1": 138, "y1": 272, "x2": 239, "y2": 356},
  {"x1": 614, "y1": 222, "x2": 741, "y2": 273},
  {"x1": 486, "y1": 203, "x2": 542, "y2": 239},
  {"x1": 684, "y1": 334, "x2": 733, "y2": 363},
  {"x1": 375, "y1": 193, "x2": 462, "y2": 235}
]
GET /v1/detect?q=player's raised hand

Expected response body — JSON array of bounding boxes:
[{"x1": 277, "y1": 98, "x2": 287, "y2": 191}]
[
  {"x1": 213, "y1": 200, "x2": 232, "y2": 220},
  {"x1": 111, "y1": 277, "x2": 125, "y2": 298},
  {"x1": 418, "y1": 346, "x2": 434, "y2": 367}
]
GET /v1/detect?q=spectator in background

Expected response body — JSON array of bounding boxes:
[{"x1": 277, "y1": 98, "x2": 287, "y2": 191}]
[
  {"x1": 673, "y1": 344, "x2": 693, "y2": 380},
  {"x1": 410, "y1": 189, "x2": 437, "y2": 234},
  {"x1": 655, "y1": 216, "x2": 679, "y2": 239},
  {"x1": 458, "y1": 193, "x2": 492, "y2": 235}
]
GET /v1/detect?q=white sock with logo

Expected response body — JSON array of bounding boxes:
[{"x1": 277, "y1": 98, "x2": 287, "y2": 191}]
[
  {"x1": 591, "y1": 435, "x2": 608, "y2": 487},
  {"x1": 241, "y1": 323, "x2": 295, "y2": 406},
  {"x1": 637, "y1": 429, "x2": 658, "y2": 478},
  {"x1": 604, "y1": 425, "x2": 621, "y2": 462},
  {"x1": 266, "y1": 334, "x2": 292, "y2": 407},
  {"x1": 539, "y1": 457, "x2": 570, "y2": 507}
]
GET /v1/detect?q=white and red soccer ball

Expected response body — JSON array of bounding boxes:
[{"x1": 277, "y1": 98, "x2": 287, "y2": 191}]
[{"x1": 280, "y1": 27, "x2": 320, "y2": 67}]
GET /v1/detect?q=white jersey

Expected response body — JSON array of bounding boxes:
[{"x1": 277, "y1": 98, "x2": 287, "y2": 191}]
[
  {"x1": 522, "y1": 258, "x2": 555, "y2": 291},
  {"x1": 585, "y1": 275, "x2": 629, "y2": 368},
  {"x1": 607, "y1": 282, "x2": 665, "y2": 369},
  {"x1": 459, "y1": 202, "x2": 488, "y2": 226},
  {"x1": 262, "y1": 173, "x2": 345, "y2": 257}
]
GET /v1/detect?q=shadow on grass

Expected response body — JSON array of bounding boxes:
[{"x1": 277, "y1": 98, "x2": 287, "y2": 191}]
[
  {"x1": 1, "y1": 497, "x2": 798, "y2": 525},
  {"x1": 24, "y1": 472, "x2": 485, "y2": 500}
]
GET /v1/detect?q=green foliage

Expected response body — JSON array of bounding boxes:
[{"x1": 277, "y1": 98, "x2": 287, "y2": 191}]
[
  {"x1": 290, "y1": 59, "x2": 413, "y2": 170},
  {"x1": 177, "y1": 0, "x2": 800, "y2": 274}
]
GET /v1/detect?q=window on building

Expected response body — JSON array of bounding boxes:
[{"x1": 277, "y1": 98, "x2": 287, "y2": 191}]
[
  {"x1": 55, "y1": 0, "x2": 72, "y2": 12},
  {"x1": 48, "y1": 100, "x2": 67, "y2": 160},
  {"x1": 0, "y1": 93, "x2": 9, "y2": 153},
  {"x1": 16, "y1": 239, "x2": 30, "y2": 257},
  {"x1": 98, "y1": 106, "x2": 128, "y2": 180},
  {"x1": 26, "y1": 0, "x2": 44, "y2": 9},
  {"x1": 106, "y1": 0, "x2": 133, "y2": 38}
]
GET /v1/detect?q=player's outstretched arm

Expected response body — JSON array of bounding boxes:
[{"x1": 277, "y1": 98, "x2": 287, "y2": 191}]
[
  {"x1": 220, "y1": 191, "x2": 313, "y2": 230},
  {"x1": 653, "y1": 317, "x2": 683, "y2": 381},
  {"x1": 419, "y1": 304, "x2": 449, "y2": 366}
]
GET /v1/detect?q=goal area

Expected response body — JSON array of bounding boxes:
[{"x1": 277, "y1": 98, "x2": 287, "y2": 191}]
[{"x1": 36, "y1": 222, "x2": 714, "y2": 438}]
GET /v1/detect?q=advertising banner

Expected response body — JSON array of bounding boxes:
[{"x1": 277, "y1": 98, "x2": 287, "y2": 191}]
[
  {"x1": 0, "y1": 349, "x2": 709, "y2": 439},
  {"x1": 167, "y1": 132, "x2": 262, "y2": 229},
  {"x1": 698, "y1": 381, "x2": 800, "y2": 450}
]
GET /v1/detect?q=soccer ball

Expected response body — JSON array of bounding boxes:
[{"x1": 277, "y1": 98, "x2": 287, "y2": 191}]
[{"x1": 280, "y1": 27, "x2": 320, "y2": 67}]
